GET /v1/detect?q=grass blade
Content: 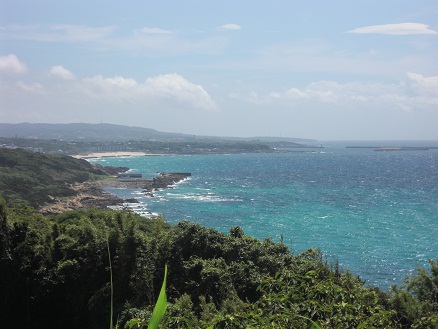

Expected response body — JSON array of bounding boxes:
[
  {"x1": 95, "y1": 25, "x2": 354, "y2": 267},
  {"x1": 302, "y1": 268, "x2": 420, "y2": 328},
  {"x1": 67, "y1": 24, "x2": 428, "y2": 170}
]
[
  {"x1": 147, "y1": 265, "x2": 168, "y2": 329},
  {"x1": 107, "y1": 238, "x2": 114, "y2": 329}
]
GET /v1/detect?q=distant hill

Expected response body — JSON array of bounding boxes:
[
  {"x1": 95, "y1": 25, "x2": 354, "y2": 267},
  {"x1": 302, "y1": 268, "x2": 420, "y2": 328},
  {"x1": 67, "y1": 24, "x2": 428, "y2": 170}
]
[
  {"x1": 0, "y1": 123, "x2": 188, "y2": 141},
  {"x1": 0, "y1": 122, "x2": 316, "y2": 143}
]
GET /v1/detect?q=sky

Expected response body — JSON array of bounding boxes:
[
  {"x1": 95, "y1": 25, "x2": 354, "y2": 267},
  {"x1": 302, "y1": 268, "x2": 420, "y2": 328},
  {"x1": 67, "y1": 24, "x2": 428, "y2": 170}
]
[{"x1": 0, "y1": 1, "x2": 437, "y2": 141}]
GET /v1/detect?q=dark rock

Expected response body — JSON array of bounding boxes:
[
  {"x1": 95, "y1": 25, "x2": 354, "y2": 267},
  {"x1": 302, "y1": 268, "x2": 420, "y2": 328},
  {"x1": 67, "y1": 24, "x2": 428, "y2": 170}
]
[
  {"x1": 102, "y1": 165, "x2": 130, "y2": 175},
  {"x1": 93, "y1": 172, "x2": 191, "y2": 199},
  {"x1": 151, "y1": 172, "x2": 191, "y2": 189},
  {"x1": 125, "y1": 198, "x2": 139, "y2": 203}
]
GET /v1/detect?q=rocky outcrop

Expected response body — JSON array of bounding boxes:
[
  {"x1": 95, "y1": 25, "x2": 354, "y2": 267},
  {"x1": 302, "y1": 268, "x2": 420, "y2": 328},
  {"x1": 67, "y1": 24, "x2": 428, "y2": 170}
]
[
  {"x1": 148, "y1": 172, "x2": 191, "y2": 190},
  {"x1": 96, "y1": 172, "x2": 191, "y2": 192},
  {"x1": 40, "y1": 182, "x2": 125, "y2": 215},
  {"x1": 140, "y1": 172, "x2": 191, "y2": 197},
  {"x1": 39, "y1": 172, "x2": 191, "y2": 214},
  {"x1": 97, "y1": 164, "x2": 130, "y2": 175}
]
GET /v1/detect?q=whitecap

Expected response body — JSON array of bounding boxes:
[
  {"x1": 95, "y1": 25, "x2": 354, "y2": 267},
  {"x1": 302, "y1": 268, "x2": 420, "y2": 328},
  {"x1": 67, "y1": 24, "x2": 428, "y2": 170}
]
[{"x1": 164, "y1": 192, "x2": 242, "y2": 203}]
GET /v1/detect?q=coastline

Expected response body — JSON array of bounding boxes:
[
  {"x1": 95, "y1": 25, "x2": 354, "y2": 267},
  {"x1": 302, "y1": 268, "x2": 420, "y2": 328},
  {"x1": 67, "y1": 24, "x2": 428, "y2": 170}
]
[
  {"x1": 39, "y1": 181, "x2": 125, "y2": 215},
  {"x1": 71, "y1": 151, "x2": 163, "y2": 159},
  {"x1": 39, "y1": 172, "x2": 191, "y2": 215}
]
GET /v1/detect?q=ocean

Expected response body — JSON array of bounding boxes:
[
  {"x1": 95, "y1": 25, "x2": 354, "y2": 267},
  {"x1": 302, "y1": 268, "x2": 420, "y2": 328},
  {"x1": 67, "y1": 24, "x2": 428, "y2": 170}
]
[{"x1": 91, "y1": 141, "x2": 438, "y2": 290}]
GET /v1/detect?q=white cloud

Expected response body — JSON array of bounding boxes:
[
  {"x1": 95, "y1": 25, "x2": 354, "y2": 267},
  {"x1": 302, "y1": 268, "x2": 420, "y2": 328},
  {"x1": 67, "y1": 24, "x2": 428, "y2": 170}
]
[
  {"x1": 0, "y1": 24, "x2": 115, "y2": 42},
  {"x1": 405, "y1": 72, "x2": 438, "y2": 107},
  {"x1": 0, "y1": 24, "x2": 228, "y2": 56},
  {"x1": 217, "y1": 23, "x2": 241, "y2": 31},
  {"x1": 407, "y1": 72, "x2": 438, "y2": 94},
  {"x1": 1, "y1": 71, "x2": 216, "y2": 128},
  {"x1": 0, "y1": 54, "x2": 28, "y2": 74},
  {"x1": 347, "y1": 23, "x2": 438, "y2": 35},
  {"x1": 233, "y1": 73, "x2": 438, "y2": 111},
  {"x1": 145, "y1": 74, "x2": 216, "y2": 109},
  {"x1": 51, "y1": 24, "x2": 116, "y2": 42},
  {"x1": 79, "y1": 73, "x2": 216, "y2": 110},
  {"x1": 80, "y1": 75, "x2": 138, "y2": 101},
  {"x1": 235, "y1": 40, "x2": 437, "y2": 80},
  {"x1": 50, "y1": 66, "x2": 76, "y2": 80},
  {"x1": 15, "y1": 81, "x2": 45, "y2": 94},
  {"x1": 137, "y1": 27, "x2": 173, "y2": 34}
]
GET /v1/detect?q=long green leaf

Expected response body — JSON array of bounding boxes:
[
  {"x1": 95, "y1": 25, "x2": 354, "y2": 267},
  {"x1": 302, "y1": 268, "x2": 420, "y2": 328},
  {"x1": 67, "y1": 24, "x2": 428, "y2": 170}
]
[
  {"x1": 147, "y1": 265, "x2": 168, "y2": 329},
  {"x1": 296, "y1": 314, "x2": 321, "y2": 329},
  {"x1": 107, "y1": 238, "x2": 114, "y2": 329}
]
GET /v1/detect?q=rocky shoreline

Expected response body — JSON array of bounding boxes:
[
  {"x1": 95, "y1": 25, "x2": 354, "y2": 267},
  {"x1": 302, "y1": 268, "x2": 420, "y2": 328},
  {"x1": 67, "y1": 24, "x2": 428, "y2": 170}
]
[
  {"x1": 40, "y1": 172, "x2": 191, "y2": 215},
  {"x1": 39, "y1": 182, "x2": 125, "y2": 215}
]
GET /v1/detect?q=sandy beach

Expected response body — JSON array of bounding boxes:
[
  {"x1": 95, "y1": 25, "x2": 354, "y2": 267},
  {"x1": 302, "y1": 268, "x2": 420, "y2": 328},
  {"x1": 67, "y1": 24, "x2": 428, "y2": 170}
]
[{"x1": 72, "y1": 151, "x2": 155, "y2": 159}]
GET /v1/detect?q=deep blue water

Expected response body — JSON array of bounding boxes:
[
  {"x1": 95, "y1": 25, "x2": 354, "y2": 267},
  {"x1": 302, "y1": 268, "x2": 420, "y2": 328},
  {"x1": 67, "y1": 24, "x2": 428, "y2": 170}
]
[{"x1": 92, "y1": 142, "x2": 438, "y2": 289}]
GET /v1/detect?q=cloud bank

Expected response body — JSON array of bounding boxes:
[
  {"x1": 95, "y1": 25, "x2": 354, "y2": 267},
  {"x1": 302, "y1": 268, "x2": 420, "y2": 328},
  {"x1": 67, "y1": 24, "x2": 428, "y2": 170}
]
[
  {"x1": 0, "y1": 24, "x2": 229, "y2": 56},
  {"x1": 347, "y1": 23, "x2": 438, "y2": 35},
  {"x1": 231, "y1": 72, "x2": 438, "y2": 111},
  {"x1": 78, "y1": 73, "x2": 216, "y2": 110},
  {"x1": 1, "y1": 56, "x2": 216, "y2": 113}
]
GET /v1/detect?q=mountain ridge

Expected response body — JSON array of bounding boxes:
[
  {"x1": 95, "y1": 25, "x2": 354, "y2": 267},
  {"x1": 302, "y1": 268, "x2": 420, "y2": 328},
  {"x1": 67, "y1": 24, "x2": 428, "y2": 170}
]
[{"x1": 0, "y1": 122, "x2": 317, "y2": 143}]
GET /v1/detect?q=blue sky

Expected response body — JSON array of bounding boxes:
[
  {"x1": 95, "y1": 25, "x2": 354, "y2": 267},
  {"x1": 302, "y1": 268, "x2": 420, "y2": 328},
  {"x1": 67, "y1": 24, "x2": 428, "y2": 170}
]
[{"x1": 1, "y1": 0, "x2": 437, "y2": 140}]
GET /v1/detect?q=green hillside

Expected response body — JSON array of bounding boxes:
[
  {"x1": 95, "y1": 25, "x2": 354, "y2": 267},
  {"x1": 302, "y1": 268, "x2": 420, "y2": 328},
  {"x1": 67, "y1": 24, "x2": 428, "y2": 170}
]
[
  {"x1": 0, "y1": 122, "x2": 187, "y2": 141},
  {"x1": 0, "y1": 122, "x2": 315, "y2": 143},
  {"x1": 0, "y1": 148, "x2": 108, "y2": 207}
]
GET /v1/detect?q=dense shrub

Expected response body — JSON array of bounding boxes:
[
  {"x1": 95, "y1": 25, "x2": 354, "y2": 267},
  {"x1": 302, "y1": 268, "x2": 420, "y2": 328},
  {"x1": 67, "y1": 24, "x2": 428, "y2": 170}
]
[{"x1": 0, "y1": 200, "x2": 436, "y2": 328}]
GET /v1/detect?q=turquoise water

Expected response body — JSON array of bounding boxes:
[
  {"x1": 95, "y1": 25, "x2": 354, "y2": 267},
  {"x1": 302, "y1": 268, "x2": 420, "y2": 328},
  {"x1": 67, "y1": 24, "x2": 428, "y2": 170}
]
[{"x1": 92, "y1": 142, "x2": 438, "y2": 289}]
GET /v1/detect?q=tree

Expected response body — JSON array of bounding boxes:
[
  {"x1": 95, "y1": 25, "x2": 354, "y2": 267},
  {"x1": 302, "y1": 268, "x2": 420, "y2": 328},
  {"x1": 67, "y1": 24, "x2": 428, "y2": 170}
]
[{"x1": 0, "y1": 196, "x2": 10, "y2": 259}]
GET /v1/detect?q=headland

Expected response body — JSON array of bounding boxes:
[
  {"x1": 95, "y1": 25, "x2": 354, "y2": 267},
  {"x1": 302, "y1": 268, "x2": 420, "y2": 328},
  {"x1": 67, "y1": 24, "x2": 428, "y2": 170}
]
[{"x1": 71, "y1": 151, "x2": 163, "y2": 159}]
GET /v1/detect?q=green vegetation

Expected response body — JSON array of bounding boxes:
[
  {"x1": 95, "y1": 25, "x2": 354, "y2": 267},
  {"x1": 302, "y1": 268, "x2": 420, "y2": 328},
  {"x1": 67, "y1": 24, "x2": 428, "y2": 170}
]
[
  {"x1": 0, "y1": 200, "x2": 437, "y2": 328},
  {"x1": 0, "y1": 148, "x2": 437, "y2": 328},
  {"x1": 1, "y1": 123, "x2": 315, "y2": 155},
  {"x1": 1, "y1": 137, "x2": 277, "y2": 155},
  {"x1": 0, "y1": 122, "x2": 315, "y2": 144},
  {"x1": 124, "y1": 265, "x2": 168, "y2": 329},
  {"x1": 0, "y1": 148, "x2": 109, "y2": 207}
]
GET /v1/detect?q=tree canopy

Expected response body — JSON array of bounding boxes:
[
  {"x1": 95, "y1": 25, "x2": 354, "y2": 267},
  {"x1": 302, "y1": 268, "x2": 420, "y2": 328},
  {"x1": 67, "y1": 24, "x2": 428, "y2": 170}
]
[{"x1": 1, "y1": 201, "x2": 437, "y2": 328}]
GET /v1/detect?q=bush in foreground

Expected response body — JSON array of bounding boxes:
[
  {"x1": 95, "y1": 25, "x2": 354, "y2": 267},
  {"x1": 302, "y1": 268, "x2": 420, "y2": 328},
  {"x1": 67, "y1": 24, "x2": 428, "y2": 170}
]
[{"x1": 0, "y1": 199, "x2": 437, "y2": 328}]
